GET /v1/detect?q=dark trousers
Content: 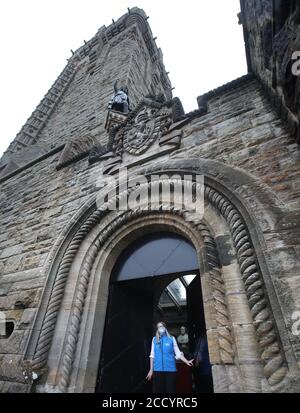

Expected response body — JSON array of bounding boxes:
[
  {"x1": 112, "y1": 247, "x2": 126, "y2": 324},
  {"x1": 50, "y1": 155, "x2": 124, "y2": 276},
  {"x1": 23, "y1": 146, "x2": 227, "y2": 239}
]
[
  {"x1": 111, "y1": 102, "x2": 129, "y2": 114},
  {"x1": 153, "y1": 372, "x2": 177, "y2": 393}
]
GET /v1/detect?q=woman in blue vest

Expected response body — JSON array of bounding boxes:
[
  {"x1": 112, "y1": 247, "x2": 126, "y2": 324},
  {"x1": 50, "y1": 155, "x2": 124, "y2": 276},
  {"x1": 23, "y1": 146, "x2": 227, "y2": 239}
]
[{"x1": 146, "y1": 322, "x2": 194, "y2": 393}]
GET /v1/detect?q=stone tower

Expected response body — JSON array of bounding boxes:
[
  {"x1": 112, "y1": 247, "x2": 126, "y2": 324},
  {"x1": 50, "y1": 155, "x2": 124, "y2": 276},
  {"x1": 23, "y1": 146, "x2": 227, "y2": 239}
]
[
  {"x1": 0, "y1": 3, "x2": 300, "y2": 394},
  {"x1": 0, "y1": 8, "x2": 172, "y2": 178}
]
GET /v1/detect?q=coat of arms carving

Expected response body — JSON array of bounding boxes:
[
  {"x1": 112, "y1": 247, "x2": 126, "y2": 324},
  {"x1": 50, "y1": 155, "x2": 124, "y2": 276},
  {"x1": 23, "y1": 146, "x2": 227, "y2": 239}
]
[
  {"x1": 120, "y1": 105, "x2": 172, "y2": 155},
  {"x1": 89, "y1": 96, "x2": 186, "y2": 171}
]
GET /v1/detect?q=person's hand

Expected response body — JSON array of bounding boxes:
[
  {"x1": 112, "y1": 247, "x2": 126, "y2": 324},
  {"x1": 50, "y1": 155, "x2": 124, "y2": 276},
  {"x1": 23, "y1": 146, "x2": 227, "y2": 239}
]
[
  {"x1": 146, "y1": 370, "x2": 153, "y2": 381},
  {"x1": 186, "y1": 359, "x2": 194, "y2": 367}
]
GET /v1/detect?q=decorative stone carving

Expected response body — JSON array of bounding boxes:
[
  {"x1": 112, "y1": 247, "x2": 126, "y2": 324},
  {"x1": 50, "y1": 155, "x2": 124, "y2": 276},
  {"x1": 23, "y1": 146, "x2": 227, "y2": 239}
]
[
  {"x1": 273, "y1": 5, "x2": 300, "y2": 118},
  {"x1": 204, "y1": 184, "x2": 288, "y2": 387},
  {"x1": 56, "y1": 206, "x2": 235, "y2": 393},
  {"x1": 24, "y1": 175, "x2": 288, "y2": 393},
  {"x1": 240, "y1": 0, "x2": 300, "y2": 143},
  {"x1": 110, "y1": 98, "x2": 172, "y2": 158},
  {"x1": 89, "y1": 96, "x2": 184, "y2": 167},
  {"x1": 104, "y1": 110, "x2": 128, "y2": 132},
  {"x1": 57, "y1": 135, "x2": 99, "y2": 170},
  {"x1": 196, "y1": 222, "x2": 234, "y2": 365},
  {"x1": 121, "y1": 106, "x2": 172, "y2": 155}
]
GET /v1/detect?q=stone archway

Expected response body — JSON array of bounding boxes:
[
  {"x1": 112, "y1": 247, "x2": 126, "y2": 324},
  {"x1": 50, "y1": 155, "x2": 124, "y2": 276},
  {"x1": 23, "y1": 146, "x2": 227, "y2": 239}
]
[
  {"x1": 23, "y1": 162, "x2": 291, "y2": 393},
  {"x1": 61, "y1": 213, "x2": 235, "y2": 393}
]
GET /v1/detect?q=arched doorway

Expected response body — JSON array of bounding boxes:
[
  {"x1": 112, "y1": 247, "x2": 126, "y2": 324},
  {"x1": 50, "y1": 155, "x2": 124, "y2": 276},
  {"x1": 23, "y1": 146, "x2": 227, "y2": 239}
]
[
  {"x1": 96, "y1": 232, "x2": 213, "y2": 393},
  {"x1": 23, "y1": 161, "x2": 291, "y2": 393}
]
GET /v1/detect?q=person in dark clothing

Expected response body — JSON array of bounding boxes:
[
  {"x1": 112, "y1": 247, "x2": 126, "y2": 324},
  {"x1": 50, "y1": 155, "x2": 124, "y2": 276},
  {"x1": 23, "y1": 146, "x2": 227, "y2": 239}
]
[
  {"x1": 193, "y1": 334, "x2": 213, "y2": 393},
  {"x1": 108, "y1": 81, "x2": 130, "y2": 113}
]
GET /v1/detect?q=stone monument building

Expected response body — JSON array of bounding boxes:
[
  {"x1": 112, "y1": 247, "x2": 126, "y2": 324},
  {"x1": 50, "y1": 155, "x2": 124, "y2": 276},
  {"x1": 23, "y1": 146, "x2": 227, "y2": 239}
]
[{"x1": 0, "y1": 1, "x2": 300, "y2": 393}]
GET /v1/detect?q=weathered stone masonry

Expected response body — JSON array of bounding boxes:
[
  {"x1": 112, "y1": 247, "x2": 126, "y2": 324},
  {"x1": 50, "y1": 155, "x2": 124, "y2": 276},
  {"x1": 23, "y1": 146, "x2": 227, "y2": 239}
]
[{"x1": 0, "y1": 4, "x2": 300, "y2": 392}]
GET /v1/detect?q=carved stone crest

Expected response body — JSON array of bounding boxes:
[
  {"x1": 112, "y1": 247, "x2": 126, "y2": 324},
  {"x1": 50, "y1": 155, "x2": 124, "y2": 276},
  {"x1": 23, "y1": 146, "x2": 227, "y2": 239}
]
[
  {"x1": 89, "y1": 96, "x2": 186, "y2": 170},
  {"x1": 120, "y1": 105, "x2": 172, "y2": 155}
]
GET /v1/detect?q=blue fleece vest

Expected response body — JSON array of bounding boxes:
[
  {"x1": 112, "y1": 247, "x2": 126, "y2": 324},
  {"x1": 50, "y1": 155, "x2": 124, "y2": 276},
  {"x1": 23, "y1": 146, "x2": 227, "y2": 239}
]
[{"x1": 153, "y1": 335, "x2": 177, "y2": 372}]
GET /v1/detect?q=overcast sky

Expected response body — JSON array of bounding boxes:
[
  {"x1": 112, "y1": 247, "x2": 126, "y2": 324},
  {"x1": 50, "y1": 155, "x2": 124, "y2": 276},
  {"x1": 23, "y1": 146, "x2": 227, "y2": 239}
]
[{"x1": 0, "y1": 0, "x2": 247, "y2": 158}]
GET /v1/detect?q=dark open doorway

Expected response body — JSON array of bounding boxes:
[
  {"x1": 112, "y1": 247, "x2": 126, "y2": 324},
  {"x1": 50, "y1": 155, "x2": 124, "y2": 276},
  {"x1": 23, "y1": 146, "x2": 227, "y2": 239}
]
[{"x1": 96, "y1": 232, "x2": 213, "y2": 393}]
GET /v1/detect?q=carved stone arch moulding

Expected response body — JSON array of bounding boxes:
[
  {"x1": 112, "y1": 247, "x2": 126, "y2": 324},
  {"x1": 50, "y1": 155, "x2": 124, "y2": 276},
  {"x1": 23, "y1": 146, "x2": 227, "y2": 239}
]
[
  {"x1": 56, "y1": 209, "x2": 237, "y2": 393},
  {"x1": 23, "y1": 170, "x2": 290, "y2": 393},
  {"x1": 67, "y1": 211, "x2": 244, "y2": 393}
]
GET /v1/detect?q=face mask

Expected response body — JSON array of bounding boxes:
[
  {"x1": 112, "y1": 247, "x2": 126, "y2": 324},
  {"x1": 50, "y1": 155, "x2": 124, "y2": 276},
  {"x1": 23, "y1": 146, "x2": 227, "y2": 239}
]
[{"x1": 158, "y1": 327, "x2": 166, "y2": 335}]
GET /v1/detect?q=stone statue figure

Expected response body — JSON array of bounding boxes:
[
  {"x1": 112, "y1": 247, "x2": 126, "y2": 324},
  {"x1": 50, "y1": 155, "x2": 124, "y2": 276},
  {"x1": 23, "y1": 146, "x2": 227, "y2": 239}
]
[
  {"x1": 108, "y1": 81, "x2": 130, "y2": 114},
  {"x1": 177, "y1": 326, "x2": 189, "y2": 355}
]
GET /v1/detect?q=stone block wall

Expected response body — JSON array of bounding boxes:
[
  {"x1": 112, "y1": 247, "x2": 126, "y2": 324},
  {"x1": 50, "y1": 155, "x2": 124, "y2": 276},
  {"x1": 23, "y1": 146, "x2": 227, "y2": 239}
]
[
  {"x1": 0, "y1": 74, "x2": 299, "y2": 391},
  {"x1": 0, "y1": 4, "x2": 300, "y2": 393},
  {"x1": 240, "y1": 0, "x2": 300, "y2": 142},
  {"x1": 174, "y1": 78, "x2": 300, "y2": 208}
]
